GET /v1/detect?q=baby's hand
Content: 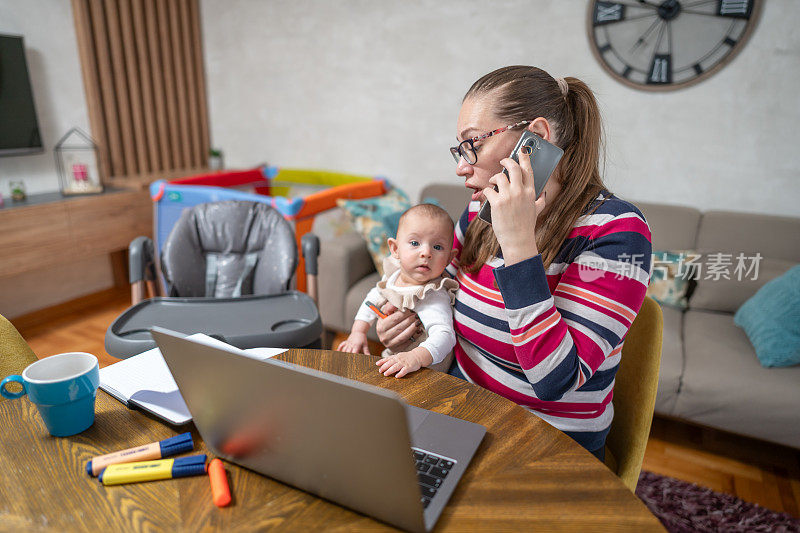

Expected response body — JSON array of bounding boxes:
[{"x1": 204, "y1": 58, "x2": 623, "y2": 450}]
[
  {"x1": 376, "y1": 349, "x2": 428, "y2": 378},
  {"x1": 337, "y1": 332, "x2": 371, "y2": 355}
]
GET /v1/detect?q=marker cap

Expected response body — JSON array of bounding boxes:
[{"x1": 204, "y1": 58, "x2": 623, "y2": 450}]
[
  {"x1": 173, "y1": 455, "x2": 208, "y2": 478},
  {"x1": 159, "y1": 433, "x2": 194, "y2": 457},
  {"x1": 208, "y1": 458, "x2": 232, "y2": 507},
  {"x1": 86, "y1": 460, "x2": 93, "y2": 476}
]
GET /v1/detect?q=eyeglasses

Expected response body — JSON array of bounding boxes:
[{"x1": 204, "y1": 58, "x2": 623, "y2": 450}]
[{"x1": 450, "y1": 120, "x2": 531, "y2": 165}]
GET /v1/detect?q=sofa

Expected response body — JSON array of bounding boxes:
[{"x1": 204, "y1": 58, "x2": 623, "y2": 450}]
[
  {"x1": 318, "y1": 184, "x2": 800, "y2": 449},
  {"x1": 636, "y1": 201, "x2": 800, "y2": 449}
]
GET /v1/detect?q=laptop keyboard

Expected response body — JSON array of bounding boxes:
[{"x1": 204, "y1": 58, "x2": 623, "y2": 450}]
[{"x1": 411, "y1": 447, "x2": 456, "y2": 508}]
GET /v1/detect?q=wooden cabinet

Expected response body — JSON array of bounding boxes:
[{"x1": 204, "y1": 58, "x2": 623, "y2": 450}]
[{"x1": 0, "y1": 188, "x2": 152, "y2": 279}]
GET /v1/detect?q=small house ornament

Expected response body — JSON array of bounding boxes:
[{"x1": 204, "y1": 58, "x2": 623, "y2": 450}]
[{"x1": 55, "y1": 127, "x2": 103, "y2": 195}]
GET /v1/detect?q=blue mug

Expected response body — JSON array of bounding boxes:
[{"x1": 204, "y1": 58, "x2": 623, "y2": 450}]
[{"x1": 1, "y1": 352, "x2": 100, "y2": 437}]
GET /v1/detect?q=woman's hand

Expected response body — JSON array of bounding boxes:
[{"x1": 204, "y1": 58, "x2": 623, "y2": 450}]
[
  {"x1": 375, "y1": 303, "x2": 422, "y2": 352},
  {"x1": 483, "y1": 146, "x2": 548, "y2": 266}
]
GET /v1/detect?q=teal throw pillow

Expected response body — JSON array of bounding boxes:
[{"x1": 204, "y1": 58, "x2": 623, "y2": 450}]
[{"x1": 734, "y1": 265, "x2": 800, "y2": 368}]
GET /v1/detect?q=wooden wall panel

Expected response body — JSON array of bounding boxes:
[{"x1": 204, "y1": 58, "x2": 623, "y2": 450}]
[
  {"x1": 168, "y1": 0, "x2": 191, "y2": 169},
  {"x1": 72, "y1": 0, "x2": 111, "y2": 180},
  {"x1": 71, "y1": 0, "x2": 209, "y2": 183},
  {"x1": 157, "y1": 0, "x2": 183, "y2": 171},
  {"x1": 119, "y1": 0, "x2": 150, "y2": 174},
  {"x1": 179, "y1": 0, "x2": 201, "y2": 167},
  {"x1": 130, "y1": 0, "x2": 161, "y2": 171},
  {"x1": 104, "y1": 0, "x2": 137, "y2": 176},
  {"x1": 143, "y1": 0, "x2": 171, "y2": 170},
  {"x1": 86, "y1": 0, "x2": 127, "y2": 176},
  {"x1": 188, "y1": 0, "x2": 210, "y2": 165}
]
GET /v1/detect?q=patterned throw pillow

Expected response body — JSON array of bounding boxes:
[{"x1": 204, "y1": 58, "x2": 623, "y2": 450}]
[
  {"x1": 647, "y1": 250, "x2": 698, "y2": 309},
  {"x1": 337, "y1": 188, "x2": 412, "y2": 275}
]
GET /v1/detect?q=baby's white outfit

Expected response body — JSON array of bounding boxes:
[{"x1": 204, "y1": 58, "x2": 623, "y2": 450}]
[{"x1": 355, "y1": 256, "x2": 458, "y2": 367}]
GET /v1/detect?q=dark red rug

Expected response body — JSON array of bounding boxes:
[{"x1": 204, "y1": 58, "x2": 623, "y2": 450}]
[{"x1": 636, "y1": 471, "x2": 800, "y2": 532}]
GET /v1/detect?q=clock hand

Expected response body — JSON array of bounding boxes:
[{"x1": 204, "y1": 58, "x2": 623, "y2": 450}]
[
  {"x1": 652, "y1": 20, "x2": 667, "y2": 55},
  {"x1": 611, "y1": 1, "x2": 657, "y2": 10},
  {"x1": 630, "y1": 18, "x2": 662, "y2": 53},
  {"x1": 667, "y1": 20, "x2": 673, "y2": 57},
  {"x1": 682, "y1": 0, "x2": 716, "y2": 7},
  {"x1": 682, "y1": 9, "x2": 732, "y2": 17}
]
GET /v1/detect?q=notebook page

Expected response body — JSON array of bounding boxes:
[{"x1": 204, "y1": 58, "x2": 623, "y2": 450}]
[
  {"x1": 99, "y1": 344, "x2": 189, "y2": 424},
  {"x1": 99, "y1": 334, "x2": 287, "y2": 425}
]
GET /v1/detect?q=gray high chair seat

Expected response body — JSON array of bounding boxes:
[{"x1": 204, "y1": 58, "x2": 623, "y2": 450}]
[{"x1": 106, "y1": 201, "x2": 322, "y2": 358}]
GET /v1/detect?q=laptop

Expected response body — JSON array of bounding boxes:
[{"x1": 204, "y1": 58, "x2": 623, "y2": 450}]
[{"x1": 150, "y1": 327, "x2": 486, "y2": 532}]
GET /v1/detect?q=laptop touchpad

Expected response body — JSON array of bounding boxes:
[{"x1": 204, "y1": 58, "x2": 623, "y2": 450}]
[{"x1": 405, "y1": 405, "x2": 430, "y2": 436}]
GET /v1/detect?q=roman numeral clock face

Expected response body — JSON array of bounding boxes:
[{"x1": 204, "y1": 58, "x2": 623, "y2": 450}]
[{"x1": 588, "y1": 0, "x2": 762, "y2": 90}]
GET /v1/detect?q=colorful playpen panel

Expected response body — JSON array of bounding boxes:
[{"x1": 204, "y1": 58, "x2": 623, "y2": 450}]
[{"x1": 149, "y1": 166, "x2": 389, "y2": 291}]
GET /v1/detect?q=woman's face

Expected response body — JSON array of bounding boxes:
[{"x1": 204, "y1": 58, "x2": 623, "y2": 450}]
[
  {"x1": 455, "y1": 94, "x2": 523, "y2": 203},
  {"x1": 455, "y1": 94, "x2": 561, "y2": 210}
]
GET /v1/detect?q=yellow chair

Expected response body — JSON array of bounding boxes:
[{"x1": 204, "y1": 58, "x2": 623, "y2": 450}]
[
  {"x1": 0, "y1": 314, "x2": 39, "y2": 402},
  {"x1": 604, "y1": 296, "x2": 663, "y2": 491}
]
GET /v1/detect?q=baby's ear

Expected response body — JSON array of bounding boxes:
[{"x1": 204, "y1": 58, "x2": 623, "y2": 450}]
[
  {"x1": 387, "y1": 237, "x2": 399, "y2": 257},
  {"x1": 449, "y1": 248, "x2": 458, "y2": 263}
]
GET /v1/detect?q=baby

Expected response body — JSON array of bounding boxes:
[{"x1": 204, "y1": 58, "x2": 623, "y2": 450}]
[{"x1": 337, "y1": 203, "x2": 458, "y2": 378}]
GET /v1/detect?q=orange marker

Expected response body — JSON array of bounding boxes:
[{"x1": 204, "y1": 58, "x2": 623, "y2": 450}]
[
  {"x1": 366, "y1": 301, "x2": 389, "y2": 319},
  {"x1": 208, "y1": 458, "x2": 231, "y2": 507}
]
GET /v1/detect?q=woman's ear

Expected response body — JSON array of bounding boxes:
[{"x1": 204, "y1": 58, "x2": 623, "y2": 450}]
[
  {"x1": 527, "y1": 117, "x2": 553, "y2": 143},
  {"x1": 387, "y1": 237, "x2": 399, "y2": 258}
]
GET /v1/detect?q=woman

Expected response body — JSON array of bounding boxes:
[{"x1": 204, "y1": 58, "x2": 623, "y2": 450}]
[{"x1": 378, "y1": 66, "x2": 652, "y2": 460}]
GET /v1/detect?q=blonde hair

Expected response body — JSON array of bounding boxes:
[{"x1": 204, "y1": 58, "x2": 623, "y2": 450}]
[{"x1": 459, "y1": 66, "x2": 608, "y2": 272}]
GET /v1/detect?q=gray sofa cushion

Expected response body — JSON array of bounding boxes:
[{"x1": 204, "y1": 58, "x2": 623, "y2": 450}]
[
  {"x1": 688, "y1": 211, "x2": 800, "y2": 313},
  {"x1": 318, "y1": 233, "x2": 378, "y2": 333},
  {"x1": 689, "y1": 257, "x2": 797, "y2": 313},
  {"x1": 655, "y1": 306, "x2": 684, "y2": 416},
  {"x1": 696, "y1": 211, "x2": 800, "y2": 262},
  {"x1": 636, "y1": 201, "x2": 701, "y2": 251},
  {"x1": 675, "y1": 309, "x2": 800, "y2": 449}
]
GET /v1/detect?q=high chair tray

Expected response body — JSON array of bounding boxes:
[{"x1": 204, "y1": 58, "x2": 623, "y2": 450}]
[{"x1": 105, "y1": 291, "x2": 322, "y2": 359}]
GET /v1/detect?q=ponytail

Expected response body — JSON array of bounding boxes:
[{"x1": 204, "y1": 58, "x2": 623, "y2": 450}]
[{"x1": 460, "y1": 67, "x2": 607, "y2": 273}]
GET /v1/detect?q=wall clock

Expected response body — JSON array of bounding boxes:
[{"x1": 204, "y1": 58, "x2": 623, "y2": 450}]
[{"x1": 587, "y1": 0, "x2": 762, "y2": 91}]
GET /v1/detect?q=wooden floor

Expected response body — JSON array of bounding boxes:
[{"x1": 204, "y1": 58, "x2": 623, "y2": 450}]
[{"x1": 10, "y1": 289, "x2": 800, "y2": 518}]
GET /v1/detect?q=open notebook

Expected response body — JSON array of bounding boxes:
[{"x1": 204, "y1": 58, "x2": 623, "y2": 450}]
[{"x1": 99, "y1": 333, "x2": 287, "y2": 425}]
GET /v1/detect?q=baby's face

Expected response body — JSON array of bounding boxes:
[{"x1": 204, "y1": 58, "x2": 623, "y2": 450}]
[{"x1": 390, "y1": 215, "x2": 455, "y2": 286}]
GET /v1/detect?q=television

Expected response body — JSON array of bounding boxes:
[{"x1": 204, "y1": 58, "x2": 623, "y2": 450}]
[{"x1": 0, "y1": 34, "x2": 43, "y2": 156}]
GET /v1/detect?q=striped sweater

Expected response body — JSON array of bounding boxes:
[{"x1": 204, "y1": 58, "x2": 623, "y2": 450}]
[{"x1": 445, "y1": 191, "x2": 652, "y2": 452}]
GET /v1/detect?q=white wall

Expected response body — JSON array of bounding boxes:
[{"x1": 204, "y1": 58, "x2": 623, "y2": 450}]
[
  {"x1": 0, "y1": 0, "x2": 91, "y2": 196},
  {"x1": 0, "y1": 1, "x2": 112, "y2": 319},
  {"x1": 201, "y1": 0, "x2": 800, "y2": 217}
]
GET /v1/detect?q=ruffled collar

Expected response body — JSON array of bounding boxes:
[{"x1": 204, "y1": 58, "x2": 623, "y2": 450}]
[{"x1": 377, "y1": 256, "x2": 459, "y2": 311}]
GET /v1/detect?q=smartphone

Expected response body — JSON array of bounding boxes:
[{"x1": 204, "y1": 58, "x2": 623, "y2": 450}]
[{"x1": 477, "y1": 130, "x2": 564, "y2": 224}]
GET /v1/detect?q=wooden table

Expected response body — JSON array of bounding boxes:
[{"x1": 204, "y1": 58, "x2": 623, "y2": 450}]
[{"x1": 0, "y1": 349, "x2": 663, "y2": 531}]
